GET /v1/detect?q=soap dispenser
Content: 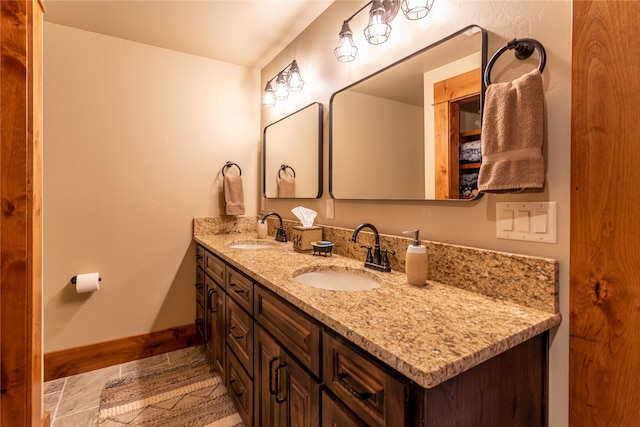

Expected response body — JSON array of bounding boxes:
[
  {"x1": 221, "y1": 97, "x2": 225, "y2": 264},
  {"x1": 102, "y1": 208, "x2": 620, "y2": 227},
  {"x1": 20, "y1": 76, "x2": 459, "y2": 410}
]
[{"x1": 403, "y1": 229, "x2": 428, "y2": 286}]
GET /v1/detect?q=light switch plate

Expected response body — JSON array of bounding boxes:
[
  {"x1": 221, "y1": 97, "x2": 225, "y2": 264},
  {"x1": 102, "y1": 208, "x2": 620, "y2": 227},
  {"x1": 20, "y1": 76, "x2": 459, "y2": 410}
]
[
  {"x1": 326, "y1": 198, "x2": 335, "y2": 220},
  {"x1": 496, "y1": 202, "x2": 557, "y2": 243}
]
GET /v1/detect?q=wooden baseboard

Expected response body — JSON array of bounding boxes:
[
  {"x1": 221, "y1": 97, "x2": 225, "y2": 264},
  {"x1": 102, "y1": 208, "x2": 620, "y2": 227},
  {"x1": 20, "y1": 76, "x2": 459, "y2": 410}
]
[{"x1": 44, "y1": 324, "x2": 202, "y2": 382}]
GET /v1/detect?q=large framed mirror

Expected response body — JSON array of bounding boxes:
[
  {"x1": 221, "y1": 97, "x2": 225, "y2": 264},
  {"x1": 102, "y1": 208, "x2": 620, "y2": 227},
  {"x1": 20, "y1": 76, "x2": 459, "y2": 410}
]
[
  {"x1": 263, "y1": 102, "x2": 323, "y2": 198},
  {"x1": 330, "y1": 25, "x2": 487, "y2": 200}
]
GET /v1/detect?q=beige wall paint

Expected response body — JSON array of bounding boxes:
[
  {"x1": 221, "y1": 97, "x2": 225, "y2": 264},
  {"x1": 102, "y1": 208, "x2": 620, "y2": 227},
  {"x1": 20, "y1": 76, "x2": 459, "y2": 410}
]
[
  {"x1": 43, "y1": 22, "x2": 260, "y2": 352},
  {"x1": 261, "y1": 1, "x2": 570, "y2": 426}
]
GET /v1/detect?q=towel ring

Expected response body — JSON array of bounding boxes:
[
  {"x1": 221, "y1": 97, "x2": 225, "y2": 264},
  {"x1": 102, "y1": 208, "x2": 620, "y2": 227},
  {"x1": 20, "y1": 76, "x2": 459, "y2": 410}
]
[
  {"x1": 484, "y1": 38, "x2": 547, "y2": 87},
  {"x1": 222, "y1": 161, "x2": 241, "y2": 177},
  {"x1": 278, "y1": 164, "x2": 296, "y2": 179}
]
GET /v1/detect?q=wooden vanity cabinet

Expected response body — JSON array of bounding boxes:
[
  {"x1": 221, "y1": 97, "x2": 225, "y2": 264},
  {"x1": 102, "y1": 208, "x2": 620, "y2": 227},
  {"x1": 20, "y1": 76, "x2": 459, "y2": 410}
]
[{"x1": 196, "y1": 244, "x2": 549, "y2": 427}]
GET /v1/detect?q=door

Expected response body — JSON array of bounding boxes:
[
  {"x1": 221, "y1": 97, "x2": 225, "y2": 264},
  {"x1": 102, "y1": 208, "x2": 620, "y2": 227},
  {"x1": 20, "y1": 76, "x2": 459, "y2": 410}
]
[{"x1": 570, "y1": 1, "x2": 640, "y2": 425}]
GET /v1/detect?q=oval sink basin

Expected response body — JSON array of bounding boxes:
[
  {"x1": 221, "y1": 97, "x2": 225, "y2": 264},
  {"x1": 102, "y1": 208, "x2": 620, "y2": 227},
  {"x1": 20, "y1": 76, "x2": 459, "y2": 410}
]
[
  {"x1": 294, "y1": 267, "x2": 381, "y2": 291},
  {"x1": 228, "y1": 239, "x2": 279, "y2": 249}
]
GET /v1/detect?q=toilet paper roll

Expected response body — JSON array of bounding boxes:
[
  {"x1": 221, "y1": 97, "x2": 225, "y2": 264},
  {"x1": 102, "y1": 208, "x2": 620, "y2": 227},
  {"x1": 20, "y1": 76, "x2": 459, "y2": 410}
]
[{"x1": 75, "y1": 272, "x2": 100, "y2": 293}]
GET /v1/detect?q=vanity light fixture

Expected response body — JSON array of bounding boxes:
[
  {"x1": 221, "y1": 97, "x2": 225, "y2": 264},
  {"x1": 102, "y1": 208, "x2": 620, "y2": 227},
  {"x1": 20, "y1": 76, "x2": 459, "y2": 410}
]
[
  {"x1": 261, "y1": 60, "x2": 304, "y2": 107},
  {"x1": 334, "y1": 0, "x2": 434, "y2": 62}
]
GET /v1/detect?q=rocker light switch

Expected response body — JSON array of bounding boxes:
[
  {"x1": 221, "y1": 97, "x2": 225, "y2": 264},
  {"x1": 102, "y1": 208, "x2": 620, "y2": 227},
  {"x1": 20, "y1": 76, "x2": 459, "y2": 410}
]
[{"x1": 496, "y1": 202, "x2": 557, "y2": 244}]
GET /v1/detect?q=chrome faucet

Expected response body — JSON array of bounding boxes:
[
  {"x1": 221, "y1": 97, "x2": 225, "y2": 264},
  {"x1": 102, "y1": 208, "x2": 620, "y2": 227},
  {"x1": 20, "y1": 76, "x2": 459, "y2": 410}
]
[
  {"x1": 260, "y1": 212, "x2": 287, "y2": 242},
  {"x1": 350, "y1": 223, "x2": 394, "y2": 272}
]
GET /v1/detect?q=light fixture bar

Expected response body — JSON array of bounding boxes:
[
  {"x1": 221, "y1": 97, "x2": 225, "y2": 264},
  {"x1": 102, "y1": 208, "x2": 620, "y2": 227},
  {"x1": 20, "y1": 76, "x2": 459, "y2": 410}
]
[
  {"x1": 261, "y1": 60, "x2": 305, "y2": 107},
  {"x1": 335, "y1": 0, "x2": 434, "y2": 62}
]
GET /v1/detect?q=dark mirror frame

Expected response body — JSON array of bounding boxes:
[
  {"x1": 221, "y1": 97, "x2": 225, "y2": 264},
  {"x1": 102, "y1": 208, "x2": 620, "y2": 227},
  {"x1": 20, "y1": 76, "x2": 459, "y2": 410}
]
[
  {"x1": 263, "y1": 102, "x2": 323, "y2": 199},
  {"x1": 329, "y1": 25, "x2": 488, "y2": 201}
]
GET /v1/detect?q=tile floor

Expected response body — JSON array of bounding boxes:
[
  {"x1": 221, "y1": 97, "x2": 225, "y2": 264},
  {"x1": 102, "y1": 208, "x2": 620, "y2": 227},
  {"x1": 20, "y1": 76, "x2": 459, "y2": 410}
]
[{"x1": 43, "y1": 345, "x2": 212, "y2": 426}]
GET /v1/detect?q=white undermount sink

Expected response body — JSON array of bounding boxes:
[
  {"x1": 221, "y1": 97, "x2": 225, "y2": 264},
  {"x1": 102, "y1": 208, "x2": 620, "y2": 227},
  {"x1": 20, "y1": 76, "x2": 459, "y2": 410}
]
[
  {"x1": 293, "y1": 267, "x2": 381, "y2": 291},
  {"x1": 228, "y1": 239, "x2": 279, "y2": 249}
]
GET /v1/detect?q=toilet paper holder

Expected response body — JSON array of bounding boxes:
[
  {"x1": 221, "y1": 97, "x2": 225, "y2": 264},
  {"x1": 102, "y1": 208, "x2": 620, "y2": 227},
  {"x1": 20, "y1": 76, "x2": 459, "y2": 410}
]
[{"x1": 71, "y1": 275, "x2": 102, "y2": 284}]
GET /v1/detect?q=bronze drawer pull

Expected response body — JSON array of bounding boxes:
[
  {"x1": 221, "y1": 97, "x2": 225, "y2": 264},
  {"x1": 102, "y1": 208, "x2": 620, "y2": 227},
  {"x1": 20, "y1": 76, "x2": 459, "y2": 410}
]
[
  {"x1": 268, "y1": 357, "x2": 279, "y2": 396},
  {"x1": 196, "y1": 254, "x2": 203, "y2": 260},
  {"x1": 194, "y1": 282, "x2": 203, "y2": 289},
  {"x1": 229, "y1": 326, "x2": 243, "y2": 339},
  {"x1": 207, "y1": 288, "x2": 216, "y2": 313},
  {"x1": 337, "y1": 372, "x2": 373, "y2": 400},
  {"x1": 229, "y1": 283, "x2": 246, "y2": 294},
  {"x1": 275, "y1": 363, "x2": 287, "y2": 403},
  {"x1": 228, "y1": 379, "x2": 244, "y2": 398}
]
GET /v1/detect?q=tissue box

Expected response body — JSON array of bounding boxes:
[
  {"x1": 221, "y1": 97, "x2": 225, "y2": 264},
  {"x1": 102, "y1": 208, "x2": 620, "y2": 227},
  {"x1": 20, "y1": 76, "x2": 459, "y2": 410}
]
[{"x1": 292, "y1": 226, "x2": 323, "y2": 252}]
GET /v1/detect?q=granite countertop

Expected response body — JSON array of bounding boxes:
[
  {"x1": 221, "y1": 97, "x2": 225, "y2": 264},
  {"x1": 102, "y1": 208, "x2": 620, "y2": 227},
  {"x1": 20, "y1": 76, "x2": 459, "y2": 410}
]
[{"x1": 194, "y1": 233, "x2": 561, "y2": 389}]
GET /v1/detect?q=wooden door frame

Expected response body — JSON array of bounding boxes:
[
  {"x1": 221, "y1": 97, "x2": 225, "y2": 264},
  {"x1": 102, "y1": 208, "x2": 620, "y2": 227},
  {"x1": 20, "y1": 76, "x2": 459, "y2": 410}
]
[
  {"x1": 570, "y1": 1, "x2": 640, "y2": 425},
  {"x1": 1, "y1": 0, "x2": 44, "y2": 425}
]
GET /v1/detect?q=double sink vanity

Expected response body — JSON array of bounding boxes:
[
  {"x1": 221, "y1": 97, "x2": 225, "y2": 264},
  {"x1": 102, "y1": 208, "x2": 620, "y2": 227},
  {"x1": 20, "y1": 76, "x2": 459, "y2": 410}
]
[{"x1": 193, "y1": 217, "x2": 560, "y2": 426}]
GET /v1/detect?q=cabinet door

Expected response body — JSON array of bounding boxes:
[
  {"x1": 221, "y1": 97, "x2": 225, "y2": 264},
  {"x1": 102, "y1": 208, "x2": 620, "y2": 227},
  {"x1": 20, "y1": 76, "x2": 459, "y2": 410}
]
[
  {"x1": 281, "y1": 350, "x2": 320, "y2": 427},
  {"x1": 255, "y1": 325, "x2": 283, "y2": 426},
  {"x1": 255, "y1": 325, "x2": 320, "y2": 427},
  {"x1": 195, "y1": 267, "x2": 206, "y2": 342},
  {"x1": 209, "y1": 282, "x2": 226, "y2": 382},
  {"x1": 205, "y1": 273, "x2": 218, "y2": 352}
]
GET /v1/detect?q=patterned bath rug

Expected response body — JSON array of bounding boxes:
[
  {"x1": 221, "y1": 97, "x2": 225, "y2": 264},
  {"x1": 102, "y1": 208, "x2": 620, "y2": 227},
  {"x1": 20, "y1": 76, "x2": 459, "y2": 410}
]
[{"x1": 98, "y1": 358, "x2": 244, "y2": 427}]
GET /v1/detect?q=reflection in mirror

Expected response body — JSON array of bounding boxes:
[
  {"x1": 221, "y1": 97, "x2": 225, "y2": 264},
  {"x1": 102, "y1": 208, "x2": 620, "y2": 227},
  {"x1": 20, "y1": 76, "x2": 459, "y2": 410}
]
[
  {"x1": 263, "y1": 102, "x2": 323, "y2": 199},
  {"x1": 330, "y1": 25, "x2": 487, "y2": 200}
]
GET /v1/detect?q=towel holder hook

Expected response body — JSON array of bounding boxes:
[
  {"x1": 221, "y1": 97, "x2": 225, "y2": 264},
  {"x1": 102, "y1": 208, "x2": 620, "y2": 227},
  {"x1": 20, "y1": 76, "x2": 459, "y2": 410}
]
[
  {"x1": 484, "y1": 38, "x2": 546, "y2": 87},
  {"x1": 222, "y1": 161, "x2": 241, "y2": 177},
  {"x1": 278, "y1": 164, "x2": 296, "y2": 179}
]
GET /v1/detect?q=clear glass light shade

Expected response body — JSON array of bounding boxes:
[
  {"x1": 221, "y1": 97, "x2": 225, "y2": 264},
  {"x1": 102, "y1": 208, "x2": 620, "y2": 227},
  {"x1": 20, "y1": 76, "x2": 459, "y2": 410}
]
[
  {"x1": 287, "y1": 61, "x2": 304, "y2": 91},
  {"x1": 334, "y1": 35, "x2": 358, "y2": 62},
  {"x1": 274, "y1": 73, "x2": 289, "y2": 100},
  {"x1": 364, "y1": 2, "x2": 391, "y2": 45},
  {"x1": 400, "y1": 0, "x2": 434, "y2": 20},
  {"x1": 261, "y1": 83, "x2": 276, "y2": 107},
  {"x1": 334, "y1": 22, "x2": 358, "y2": 62}
]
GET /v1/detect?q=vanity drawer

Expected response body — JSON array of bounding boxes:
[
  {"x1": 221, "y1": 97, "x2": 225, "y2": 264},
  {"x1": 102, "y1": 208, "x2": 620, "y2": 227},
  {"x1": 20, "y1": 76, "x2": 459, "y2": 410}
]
[
  {"x1": 254, "y1": 285, "x2": 321, "y2": 378},
  {"x1": 226, "y1": 297, "x2": 254, "y2": 376},
  {"x1": 323, "y1": 330, "x2": 409, "y2": 427},
  {"x1": 204, "y1": 250, "x2": 225, "y2": 284},
  {"x1": 226, "y1": 265, "x2": 253, "y2": 313},
  {"x1": 196, "y1": 245, "x2": 205, "y2": 268},
  {"x1": 226, "y1": 348, "x2": 253, "y2": 427}
]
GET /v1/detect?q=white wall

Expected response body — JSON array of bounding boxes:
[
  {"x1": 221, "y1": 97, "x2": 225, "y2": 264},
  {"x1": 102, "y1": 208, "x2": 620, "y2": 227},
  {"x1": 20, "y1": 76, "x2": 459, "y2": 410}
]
[
  {"x1": 43, "y1": 23, "x2": 260, "y2": 352},
  {"x1": 261, "y1": 1, "x2": 571, "y2": 425}
]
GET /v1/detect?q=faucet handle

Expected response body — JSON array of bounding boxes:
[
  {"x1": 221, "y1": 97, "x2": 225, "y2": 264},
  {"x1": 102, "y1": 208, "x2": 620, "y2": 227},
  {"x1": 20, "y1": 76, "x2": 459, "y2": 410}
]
[
  {"x1": 360, "y1": 245, "x2": 374, "y2": 263},
  {"x1": 380, "y1": 249, "x2": 396, "y2": 268}
]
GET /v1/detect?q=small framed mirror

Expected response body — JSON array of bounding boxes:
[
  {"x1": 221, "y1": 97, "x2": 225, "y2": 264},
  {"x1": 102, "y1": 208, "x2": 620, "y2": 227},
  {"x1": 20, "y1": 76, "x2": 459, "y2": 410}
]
[
  {"x1": 263, "y1": 102, "x2": 323, "y2": 199},
  {"x1": 330, "y1": 25, "x2": 487, "y2": 200}
]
